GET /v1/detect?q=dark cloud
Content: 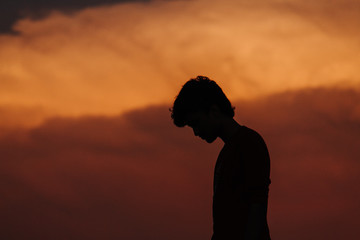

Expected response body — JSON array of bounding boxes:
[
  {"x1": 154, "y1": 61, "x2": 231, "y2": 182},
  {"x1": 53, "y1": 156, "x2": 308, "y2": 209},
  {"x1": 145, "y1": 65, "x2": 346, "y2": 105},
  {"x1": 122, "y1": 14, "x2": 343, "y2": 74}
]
[
  {"x1": 1, "y1": 87, "x2": 360, "y2": 239},
  {"x1": 3, "y1": 0, "x2": 359, "y2": 36},
  {"x1": 0, "y1": 0, "x2": 149, "y2": 34},
  {"x1": 0, "y1": 105, "x2": 216, "y2": 240}
]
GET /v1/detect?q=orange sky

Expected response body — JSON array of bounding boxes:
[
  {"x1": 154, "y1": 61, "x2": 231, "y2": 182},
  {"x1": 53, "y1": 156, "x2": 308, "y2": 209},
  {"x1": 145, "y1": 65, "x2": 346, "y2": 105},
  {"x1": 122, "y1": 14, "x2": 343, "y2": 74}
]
[
  {"x1": 1, "y1": 0, "x2": 359, "y2": 125},
  {"x1": 1, "y1": 0, "x2": 360, "y2": 239}
]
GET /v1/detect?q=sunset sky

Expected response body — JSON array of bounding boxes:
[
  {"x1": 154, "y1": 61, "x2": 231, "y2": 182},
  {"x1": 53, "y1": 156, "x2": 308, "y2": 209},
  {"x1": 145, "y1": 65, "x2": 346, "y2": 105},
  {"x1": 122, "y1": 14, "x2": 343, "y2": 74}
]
[{"x1": 1, "y1": 0, "x2": 360, "y2": 239}]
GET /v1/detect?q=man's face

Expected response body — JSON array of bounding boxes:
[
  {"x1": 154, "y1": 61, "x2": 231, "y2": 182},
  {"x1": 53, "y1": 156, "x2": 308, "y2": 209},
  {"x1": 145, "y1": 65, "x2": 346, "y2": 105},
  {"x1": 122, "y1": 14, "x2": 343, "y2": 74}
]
[{"x1": 185, "y1": 111, "x2": 219, "y2": 143}]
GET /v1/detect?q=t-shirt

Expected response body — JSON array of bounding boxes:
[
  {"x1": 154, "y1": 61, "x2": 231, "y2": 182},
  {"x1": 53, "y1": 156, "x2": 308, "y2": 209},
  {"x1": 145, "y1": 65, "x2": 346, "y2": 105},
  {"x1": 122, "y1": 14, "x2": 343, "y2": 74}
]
[{"x1": 211, "y1": 125, "x2": 271, "y2": 240}]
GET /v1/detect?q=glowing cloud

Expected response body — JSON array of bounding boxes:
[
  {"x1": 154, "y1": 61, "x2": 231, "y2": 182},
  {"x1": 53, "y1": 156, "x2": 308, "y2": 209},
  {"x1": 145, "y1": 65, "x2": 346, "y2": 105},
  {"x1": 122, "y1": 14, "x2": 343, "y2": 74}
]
[{"x1": 0, "y1": 0, "x2": 359, "y2": 121}]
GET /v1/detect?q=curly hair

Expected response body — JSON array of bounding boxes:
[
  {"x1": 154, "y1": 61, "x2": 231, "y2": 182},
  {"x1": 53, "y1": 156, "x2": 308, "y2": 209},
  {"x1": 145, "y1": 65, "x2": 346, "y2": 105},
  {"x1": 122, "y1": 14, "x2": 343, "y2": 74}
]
[{"x1": 170, "y1": 76, "x2": 235, "y2": 127}]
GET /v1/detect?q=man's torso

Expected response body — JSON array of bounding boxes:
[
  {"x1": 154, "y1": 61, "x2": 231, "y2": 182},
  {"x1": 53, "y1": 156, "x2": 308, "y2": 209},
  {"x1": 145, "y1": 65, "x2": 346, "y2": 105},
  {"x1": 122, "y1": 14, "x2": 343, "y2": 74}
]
[{"x1": 212, "y1": 125, "x2": 271, "y2": 240}]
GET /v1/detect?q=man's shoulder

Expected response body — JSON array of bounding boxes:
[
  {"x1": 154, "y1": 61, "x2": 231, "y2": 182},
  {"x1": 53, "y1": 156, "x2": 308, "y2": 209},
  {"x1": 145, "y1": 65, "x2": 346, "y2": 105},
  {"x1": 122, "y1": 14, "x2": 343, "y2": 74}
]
[
  {"x1": 230, "y1": 126, "x2": 269, "y2": 161},
  {"x1": 234, "y1": 125, "x2": 265, "y2": 145},
  {"x1": 219, "y1": 125, "x2": 268, "y2": 163}
]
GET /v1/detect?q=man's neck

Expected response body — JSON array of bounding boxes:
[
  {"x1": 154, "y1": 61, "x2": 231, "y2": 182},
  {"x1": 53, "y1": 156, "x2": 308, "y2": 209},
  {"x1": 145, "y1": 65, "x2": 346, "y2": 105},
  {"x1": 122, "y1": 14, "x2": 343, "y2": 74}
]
[{"x1": 218, "y1": 118, "x2": 241, "y2": 144}]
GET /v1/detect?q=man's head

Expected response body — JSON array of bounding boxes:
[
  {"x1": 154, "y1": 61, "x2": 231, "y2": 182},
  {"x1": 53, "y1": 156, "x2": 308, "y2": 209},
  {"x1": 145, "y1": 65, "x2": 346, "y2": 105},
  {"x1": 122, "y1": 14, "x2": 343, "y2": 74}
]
[{"x1": 170, "y1": 76, "x2": 235, "y2": 143}]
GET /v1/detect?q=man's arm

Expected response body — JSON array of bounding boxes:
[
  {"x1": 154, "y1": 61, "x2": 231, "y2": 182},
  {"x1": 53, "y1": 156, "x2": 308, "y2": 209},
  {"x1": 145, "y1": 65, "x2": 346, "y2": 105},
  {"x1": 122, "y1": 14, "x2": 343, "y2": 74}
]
[
  {"x1": 244, "y1": 202, "x2": 268, "y2": 240},
  {"x1": 242, "y1": 129, "x2": 271, "y2": 239}
]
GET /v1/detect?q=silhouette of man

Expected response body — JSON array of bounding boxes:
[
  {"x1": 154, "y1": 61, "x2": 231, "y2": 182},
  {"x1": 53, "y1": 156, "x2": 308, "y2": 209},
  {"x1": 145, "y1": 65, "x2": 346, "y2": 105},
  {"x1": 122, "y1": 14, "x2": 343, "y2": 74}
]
[{"x1": 170, "y1": 76, "x2": 271, "y2": 240}]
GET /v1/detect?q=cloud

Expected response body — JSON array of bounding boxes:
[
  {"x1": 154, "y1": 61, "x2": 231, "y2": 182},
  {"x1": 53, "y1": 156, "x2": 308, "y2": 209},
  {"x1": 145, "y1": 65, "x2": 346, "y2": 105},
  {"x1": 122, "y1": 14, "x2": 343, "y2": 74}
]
[
  {"x1": 1, "y1": 87, "x2": 359, "y2": 239},
  {"x1": 0, "y1": 0, "x2": 359, "y2": 121},
  {"x1": 0, "y1": 104, "x2": 217, "y2": 240},
  {"x1": 0, "y1": 0, "x2": 149, "y2": 34}
]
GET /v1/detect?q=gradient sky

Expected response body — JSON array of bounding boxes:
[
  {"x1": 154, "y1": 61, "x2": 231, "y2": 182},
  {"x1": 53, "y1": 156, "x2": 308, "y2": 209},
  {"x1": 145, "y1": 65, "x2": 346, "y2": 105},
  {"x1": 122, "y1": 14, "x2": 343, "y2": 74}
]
[{"x1": 1, "y1": 0, "x2": 360, "y2": 239}]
